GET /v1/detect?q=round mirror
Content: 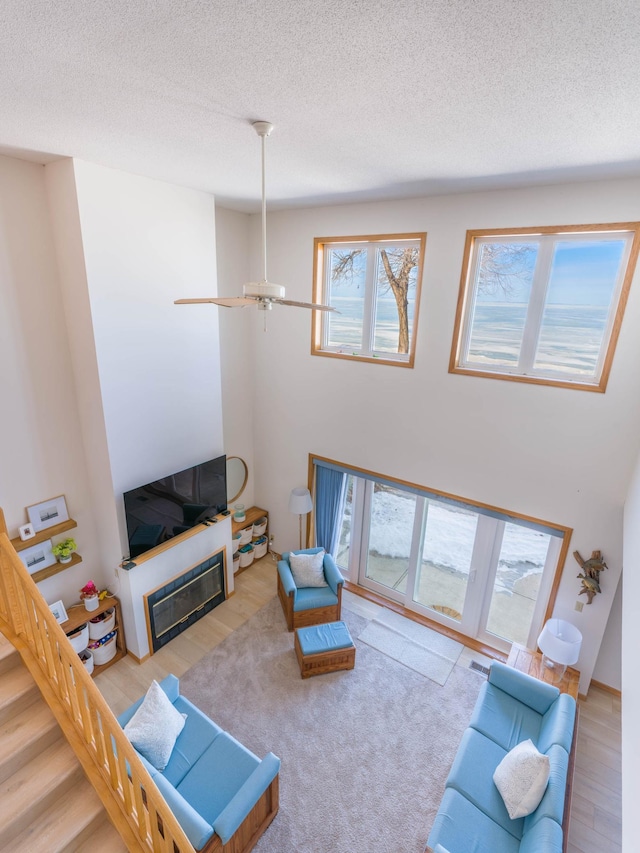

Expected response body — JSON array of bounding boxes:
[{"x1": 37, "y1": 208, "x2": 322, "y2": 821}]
[{"x1": 226, "y1": 456, "x2": 248, "y2": 504}]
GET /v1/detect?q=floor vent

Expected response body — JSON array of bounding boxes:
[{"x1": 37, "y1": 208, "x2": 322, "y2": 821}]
[{"x1": 469, "y1": 661, "x2": 490, "y2": 676}]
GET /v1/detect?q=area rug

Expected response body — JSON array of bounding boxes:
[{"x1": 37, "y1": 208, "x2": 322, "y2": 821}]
[
  {"x1": 180, "y1": 597, "x2": 485, "y2": 853},
  {"x1": 358, "y1": 608, "x2": 464, "y2": 685}
]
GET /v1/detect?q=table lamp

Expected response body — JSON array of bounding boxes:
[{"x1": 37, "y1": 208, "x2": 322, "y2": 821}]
[
  {"x1": 288, "y1": 487, "x2": 313, "y2": 550},
  {"x1": 537, "y1": 618, "x2": 582, "y2": 683}
]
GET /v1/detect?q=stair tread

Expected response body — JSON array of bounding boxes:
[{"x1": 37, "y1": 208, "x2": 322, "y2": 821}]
[
  {"x1": 0, "y1": 664, "x2": 38, "y2": 719},
  {"x1": 0, "y1": 632, "x2": 19, "y2": 673},
  {"x1": 73, "y1": 817, "x2": 129, "y2": 852},
  {"x1": 0, "y1": 696, "x2": 61, "y2": 782},
  {"x1": 0, "y1": 737, "x2": 82, "y2": 846},
  {"x1": 9, "y1": 780, "x2": 106, "y2": 853}
]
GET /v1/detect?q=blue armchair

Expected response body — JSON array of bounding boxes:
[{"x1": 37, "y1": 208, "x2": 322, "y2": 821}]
[{"x1": 277, "y1": 547, "x2": 345, "y2": 632}]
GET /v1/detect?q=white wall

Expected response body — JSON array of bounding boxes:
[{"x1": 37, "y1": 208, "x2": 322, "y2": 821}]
[
  {"x1": 592, "y1": 574, "x2": 622, "y2": 690},
  {"x1": 215, "y1": 205, "x2": 255, "y2": 509},
  {"x1": 0, "y1": 154, "x2": 101, "y2": 607},
  {"x1": 623, "y1": 453, "x2": 640, "y2": 853},
  {"x1": 70, "y1": 161, "x2": 224, "y2": 564},
  {"x1": 248, "y1": 178, "x2": 640, "y2": 693}
]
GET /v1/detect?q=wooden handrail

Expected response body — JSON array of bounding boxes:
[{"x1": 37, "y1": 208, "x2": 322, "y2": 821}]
[{"x1": 0, "y1": 531, "x2": 197, "y2": 853}]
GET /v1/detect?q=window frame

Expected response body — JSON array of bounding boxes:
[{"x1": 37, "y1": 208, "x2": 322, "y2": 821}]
[
  {"x1": 449, "y1": 222, "x2": 640, "y2": 392},
  {"x1": 312, "y1": 232, "x2": 427, "y2": 368}
]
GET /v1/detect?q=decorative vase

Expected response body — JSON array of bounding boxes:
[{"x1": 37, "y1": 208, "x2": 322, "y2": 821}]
[
  {"x1": 83, "y1": 595, "x2": 99, "y2": 612},
  {"x1": 58, "y1": 555, "x2": 73, "y2": 564}
]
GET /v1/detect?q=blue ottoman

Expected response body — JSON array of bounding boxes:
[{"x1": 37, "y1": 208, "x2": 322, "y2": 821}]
[{"x1": 294, "y1": 621, "x2": 355, "y2": 678}]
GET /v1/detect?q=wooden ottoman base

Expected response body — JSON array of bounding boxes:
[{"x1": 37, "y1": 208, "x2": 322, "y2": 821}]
[{"x1": 294, "y1": 622, "x2": 356, "y2": 679}]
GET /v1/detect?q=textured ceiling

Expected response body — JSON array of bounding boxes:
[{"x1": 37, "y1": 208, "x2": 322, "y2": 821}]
[{"x1": 1, "y1": 1, "x2": 640, "y2": 211}]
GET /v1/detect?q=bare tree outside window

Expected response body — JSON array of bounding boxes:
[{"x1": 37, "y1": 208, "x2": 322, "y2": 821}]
[{"x1": 330, "y1": 246, "x2": 419, "y2": 353}]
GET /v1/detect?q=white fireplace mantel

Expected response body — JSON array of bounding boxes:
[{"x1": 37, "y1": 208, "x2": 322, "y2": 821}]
[{"x1": 117, "y1": 518, "x2": 233, "y2": 660}]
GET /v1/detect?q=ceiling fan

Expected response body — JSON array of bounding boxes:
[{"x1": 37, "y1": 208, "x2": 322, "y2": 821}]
[{"x1": 175, "y1": 121, "x2": 337, "y2": 323}]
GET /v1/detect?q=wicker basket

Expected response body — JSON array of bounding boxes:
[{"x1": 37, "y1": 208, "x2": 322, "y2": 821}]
[
  {"x1": 252, "y1": 517, "x2": 267, "y2": 537},
  {"x1": 238, "y1": 526, "x2": 253, "y2": 546},
  {"x1": 79, "y1": 648, "x2": 94, "y2": 675},
  {"x1": 66, "y1": 623, "x2": 89, "y2": 654},
  {"x1": 88, "y1": 607, "x2": 115, "y2": 640},
  {"x1": 238, "y1": 544, "x2": 255, "y2": 568},
  {"x1": 253, "y1": 535, "x2": 268, "y2": 559},
  {"x1": 88, "y1": 630, "x2": 117, "y2": 665}
]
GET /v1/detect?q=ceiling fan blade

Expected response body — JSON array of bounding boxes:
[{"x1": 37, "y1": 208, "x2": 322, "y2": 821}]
[
  {"x1": 278, "y1": 299, "x2": 338, "y2": 312},
  {"x1": 175, "y1": 297, "x2": 256, "y2": 307}
]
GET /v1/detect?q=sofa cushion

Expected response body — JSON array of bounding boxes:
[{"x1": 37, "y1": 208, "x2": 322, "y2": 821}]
[
  {"x1": 289, "y1": 550, "x2": 328, "y2": 587},
  {"x1": 427, "y1": 787, "x2": 521, "y2": 853},
  {"x1": 470, "y1": 681, "x2": 543, "y2": 751},
  {"x1": 489, "y1": 662, "x2": 559, "y2": 714},
  {"x1": 162, "y1": 695, "x2": 223, "y2": 787},
  {"x1": 538, "y1": 693, "x2": 576, "y2": 755},
  {"x1": 123, "y1": 679, "x2": 186, "y2": 770},
  {"x1": 446, "y1": 728, "x2": 523, "y2": 838},
  {"x1": 176, "y1": 731, "x2": 261, "y2": 824},
  {"x1": 493, "y1": 739, "x2": 550, "y2": 820},
  {"x1": 519, "y1": 815, "x2": 564, "y2": 853},
  {"x1": 152, "y1": 765, "x2": 214, "y2": 850},
  {"x1": 523, "y1": 743, "x2": 568, "y2": 831},
  {"x1": 294, "y1": 585, "x2": 338, "y2": 612}
]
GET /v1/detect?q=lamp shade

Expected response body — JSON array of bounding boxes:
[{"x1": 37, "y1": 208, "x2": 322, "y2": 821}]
[
  {"x1": 288, "y1": 487, "x2": 313, "y2": 515},
  {"x1": 537, "y1": 618, "x2": 582, "y2": 666}
]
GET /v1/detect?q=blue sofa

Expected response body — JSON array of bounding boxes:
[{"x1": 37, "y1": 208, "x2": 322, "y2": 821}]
[
  {"x1": 118, "y1": 675, "x2": 280, "y2": 853},
  {"x1": 277, "y1": 547, "x2": 344, "y2": 632},
  {"x1": 426, "y1": 662, "x2": 577, "y2": 853}
]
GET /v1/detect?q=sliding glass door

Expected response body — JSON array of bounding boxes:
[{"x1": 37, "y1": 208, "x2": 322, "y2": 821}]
[{"x1": 331, "y1": 466, "x2": 565, "y2": 652}]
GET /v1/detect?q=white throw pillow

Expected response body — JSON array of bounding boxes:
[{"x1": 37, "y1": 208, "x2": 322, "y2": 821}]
[
  {"x1": 493, "y1": 738, "x2": 550, "y2": 819},
  {"x1": 123, "y1": 680, "x2": 186, "y2": 771},
  {"x1": 289, "y1": 550, "x2": 328, "y2": 588}
]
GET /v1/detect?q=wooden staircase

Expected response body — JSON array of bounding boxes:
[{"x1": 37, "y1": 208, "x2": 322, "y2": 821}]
[{"x1": 0, "y1": 633, "x2": 127, "y2": 852}]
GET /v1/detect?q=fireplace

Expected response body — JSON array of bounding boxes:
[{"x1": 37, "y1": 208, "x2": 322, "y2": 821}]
[{"x1": 144, "y1": 549, "x2": 225, "y2": 653}]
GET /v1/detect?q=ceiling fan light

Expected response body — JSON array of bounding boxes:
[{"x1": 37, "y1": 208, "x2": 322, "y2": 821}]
[{"x1": 243, "y1": 282, "x2": 286, "y2": 299}]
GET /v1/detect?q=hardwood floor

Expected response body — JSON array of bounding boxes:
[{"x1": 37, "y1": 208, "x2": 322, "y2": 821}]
[{"x1": 95, "y1": 556, "x2": 622, "y2": 852}]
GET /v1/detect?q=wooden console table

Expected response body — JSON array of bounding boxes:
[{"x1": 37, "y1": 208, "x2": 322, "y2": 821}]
[{"x1": 507, "y1": 642, "x2": 579, "y2": 700}]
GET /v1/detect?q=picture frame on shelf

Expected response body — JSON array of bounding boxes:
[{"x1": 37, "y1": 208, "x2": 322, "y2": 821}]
[
  {"x1": 48, "y1": 599, "x2": 69, "y2": 624},
  {"x1": 18, "y1": 522, "x2": 36, "y2": 541},
  {"x1": 27, "y1": 495, "x2": 69, "y2": 532},
  {"x1": 19, "y1": 539, "x2": 56, "y2": 574}
]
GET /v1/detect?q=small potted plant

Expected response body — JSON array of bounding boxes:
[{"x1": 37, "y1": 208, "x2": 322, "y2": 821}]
[
  {"x1": 52, "y1": 537, "x2": 77, "y2": 564},
  {"x1": 80, "y1": 580, "x2": 100, "y2": 612}
]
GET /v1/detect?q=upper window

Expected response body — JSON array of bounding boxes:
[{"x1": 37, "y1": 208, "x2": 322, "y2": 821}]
[
  {"x1": 312, "y1": 233, "x2": 426, "y2": 367},
  {"x1": 450, "y1": 223, "x2": 640, "y2": 391}
]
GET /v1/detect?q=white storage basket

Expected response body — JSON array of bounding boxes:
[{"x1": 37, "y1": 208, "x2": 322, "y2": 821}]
[
  {"x1": 67, "y1": 623, "x2": 89, "y2": 654},
  {"x1": 79, "y1": 648, "x2": 94, "y2": 675},
  {"x1": 89, "y1": 630, "x2": 118, "y2": 666},
  {"x1": 88, "y1": 607, "x2": 115, "y2": 640},
  {"x1": 232, "y1": 533, "x2": 242, "y2": 554},
  {"x1": 252, "y1": 517, "x2": 267, "y2": 538},
  {"x1": 253, "y1": 536, "x2": 268, "y2": 559},
  {"x1": 238, "y1": 526, "x2": 253, "y2": 546},
  {"x1": 233, "y1": 552, "x2": 240, "y2": 574},
  {"x1": 238, "y1": 544, "x2": 255, "y2": 569}
]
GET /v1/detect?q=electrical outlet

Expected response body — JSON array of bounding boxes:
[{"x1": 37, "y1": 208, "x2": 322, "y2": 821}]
[{"x1": 575, "y1": 600, "x2": 583, "y2": 612}]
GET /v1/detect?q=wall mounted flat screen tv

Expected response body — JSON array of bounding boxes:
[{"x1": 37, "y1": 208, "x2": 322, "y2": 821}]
[{"x1": 124, "y1": 455, "x2": 227, "y2": 558}]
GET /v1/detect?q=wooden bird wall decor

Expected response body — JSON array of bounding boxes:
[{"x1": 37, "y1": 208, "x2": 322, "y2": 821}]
[{"x1": 574, "y1": 549, "x2": 608, "y2": 604}]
